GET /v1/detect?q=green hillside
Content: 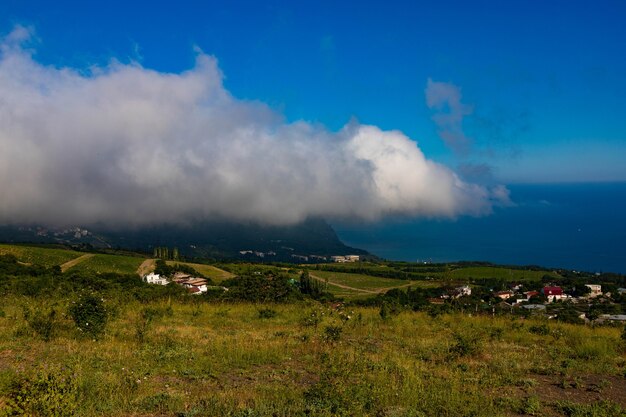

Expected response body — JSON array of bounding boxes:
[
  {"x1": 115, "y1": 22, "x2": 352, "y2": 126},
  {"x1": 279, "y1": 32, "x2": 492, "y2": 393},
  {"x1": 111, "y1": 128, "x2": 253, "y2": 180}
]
[
  {"x1": 165, "y1": 261, "x2": 234, "y2": 282},
  {"x1": 0, "y1": 244, "x2": 82, "y2": 266},
  {"x1": 65, "y1": 253, "x2": 146, "y2": 275}
]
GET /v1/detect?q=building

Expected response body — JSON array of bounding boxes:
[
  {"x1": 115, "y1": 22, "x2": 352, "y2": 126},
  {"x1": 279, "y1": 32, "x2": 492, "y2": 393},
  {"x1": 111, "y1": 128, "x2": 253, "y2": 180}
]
[
  {"x1": 495, "y1": 290, "x2": 514, "y2": 300},
  {"x1": 143, "y1": 273, "x2": 168, "y2": 286},
  {"x1": 331, "y1": 255, "x2": 360, "y2": 263},
  {"x1": 596, "y1": 314, "x2": 626, "y2": 323},
  {"x1": 173, "y1": 272, "x2": 192, "y2": 280},
  {"x1": 180, "y1": 278, "x2": 208, "y2": 294},
  {"x1": 524, "y1": 290, "x2": 539, "y2": 299},
  {"x1": 542, "y1": 286, "x2": 566, "y2": 303},
  {"x1": 585, "y1": 284, "x2": 602, "y2": 297},
  {"x1": 522, "y1": 304, "x2": 546, "y2": 311},
  {"x1": 454, "y1": 286, "x2": 472, "y2": 298}
]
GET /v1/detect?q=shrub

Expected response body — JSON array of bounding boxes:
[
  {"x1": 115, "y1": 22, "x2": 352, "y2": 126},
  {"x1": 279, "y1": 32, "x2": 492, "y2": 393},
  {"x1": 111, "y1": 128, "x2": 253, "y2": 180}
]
[
  {"x1": 301, "y1": 309, "x2": 323, "y2": 329},
  {"x1": 450, "y1": 331, "x2": 485, "y2": 357},
  {"x1": 322, "y1": 325, "x2": 342, "y2": 343},
  {"x1": 5, "y1": 366, "x2": 78, "y2": 417},
  {"x1": 24, "y1": 306, "x2": 58, "y2": 341},
  {"x1": 555, "y1": 400, "x2": 625, "y2": 417},
  {"x1": 69, "y1": 294, "x2": 108, "y2": 339},
  {"x1": 528, "y1": 324, "x2": 550, "y2": 335},
  {"x1": 379, "y1": 301, "x2": 401, "y2": 320},
  {"x1": 258, "y1": 308, "x2": 277, "y2": 319},
  {"x1": 520, "y1": 396, "x2": 541, "y2": 415}
]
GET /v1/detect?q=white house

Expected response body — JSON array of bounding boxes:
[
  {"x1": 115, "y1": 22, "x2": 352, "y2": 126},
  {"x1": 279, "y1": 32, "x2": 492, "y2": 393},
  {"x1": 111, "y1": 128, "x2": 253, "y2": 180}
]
[
  {"x1": 585, "y1": 284, "x2": 602, "y2": 297},
  {"x1": 454, "y1": 286, "x2": 472, "y2": 298},
  {"x1": 144, "y1": 273, "x2": 168, "y2": 286},
  {"x1": 331, "y1": 255, "x2": 360, "y2": 263},
  {"x1": 181, "y1": 278, "x2": 208, "y2": 294}
]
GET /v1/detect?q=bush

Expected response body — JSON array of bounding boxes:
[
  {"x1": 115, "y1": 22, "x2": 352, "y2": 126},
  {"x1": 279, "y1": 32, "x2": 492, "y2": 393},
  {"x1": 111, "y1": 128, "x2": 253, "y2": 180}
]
[
  {"x1": 520, "y1": 396, "x2": 541, "y2": 415},
  {"x1": 69, "y1": 294, "x2": 108, "y2": 339},
  {"x1": 379, "y1": 301, "x2": 401, "y2": 320},
  {"x1": 301, "y1": 309, "x2": 323, "y2": 328},
  {"x1": 555, "y1": 400, "x2": 625, "y2": 417},
  {"x1": 450, "y1": 331, "x2": 485, "y2": 357},
  {"x1": 5, "y1": 366, "x2": 78, "y2": 417},
  {"x1": 322, "y1": 325, "x2": 342, "y2": 343},
  {"x1": 258, "y1": 308, "x2": 277, "y2": 319},
  {"x1": 528, "y1": 324, "x2": 550, "y2": 336},
  {"x1": 24, "y1": 306, "x2": 59, "y2": 341}
]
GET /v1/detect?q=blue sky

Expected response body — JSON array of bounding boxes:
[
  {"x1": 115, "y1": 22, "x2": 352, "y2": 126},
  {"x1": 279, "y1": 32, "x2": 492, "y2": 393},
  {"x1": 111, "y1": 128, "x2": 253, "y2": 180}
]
[{"x1": 2, "y1": 0, "x2": 625, "y2": 184}]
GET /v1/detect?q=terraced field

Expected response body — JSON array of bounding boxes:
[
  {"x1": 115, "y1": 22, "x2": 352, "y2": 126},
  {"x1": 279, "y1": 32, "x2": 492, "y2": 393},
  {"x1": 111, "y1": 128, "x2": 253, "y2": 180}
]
[
  {"x1": 311, "y1": 270, "x2": 407, "y2": 290},
  {"x1": 166, "y1": 261, "x2": 234, "y2": 282},
  {"x1": 66, "y1": 253, "x2": 146, "y2": 275},
  {"x1": 308, "y1": 270, "x2": 440, "y2": 299},
  {"x1": 444, "y1": 266, "x2": 560, "y2": 281},
  {"x1": 0, "y1": 244, "x2": 82, "y2": 266}
]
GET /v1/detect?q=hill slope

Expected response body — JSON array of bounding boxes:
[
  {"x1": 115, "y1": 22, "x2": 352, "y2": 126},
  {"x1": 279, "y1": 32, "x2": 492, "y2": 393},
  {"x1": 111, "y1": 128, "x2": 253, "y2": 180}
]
[{"x1": 0, "y1": 219, "x2": 369, "y2": 262}]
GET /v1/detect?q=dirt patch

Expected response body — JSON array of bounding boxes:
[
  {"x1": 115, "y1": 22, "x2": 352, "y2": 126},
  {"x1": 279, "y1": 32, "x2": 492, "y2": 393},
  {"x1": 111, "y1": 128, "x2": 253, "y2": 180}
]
[
  {"x1": 59, "y1": 253, "x2": 94, "y2": 272},
  {"x1": 531, "y1": 374, "x2": 626, "y2": 407},
  {"x1": 309, "y1": 273, "x2": 377, "y2": 294},
  {"x1": 137, "y1": 259, "x2": 156, "y2": 277},
  {"x1": 501, "y1": 373, "x2": 626, "y2": 415}
]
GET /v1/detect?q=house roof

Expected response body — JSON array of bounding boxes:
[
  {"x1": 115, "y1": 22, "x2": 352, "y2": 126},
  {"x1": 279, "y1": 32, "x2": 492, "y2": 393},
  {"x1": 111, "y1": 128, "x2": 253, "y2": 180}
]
[
  {"x1": 542, "y1": 286, "x2": 563, "y2": 295},
  {"x1": 185, "y1": 278, "x2": 207, "y2": 286},
  {"x1": 522, "y1": 304, "x2": 546, "y2": 310}
]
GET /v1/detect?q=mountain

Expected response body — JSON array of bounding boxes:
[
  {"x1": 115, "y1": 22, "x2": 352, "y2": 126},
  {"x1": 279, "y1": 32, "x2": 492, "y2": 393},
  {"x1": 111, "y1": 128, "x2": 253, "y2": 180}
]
[{"x1": 0, "y1": 219, "x2": 369, "y2": 262}]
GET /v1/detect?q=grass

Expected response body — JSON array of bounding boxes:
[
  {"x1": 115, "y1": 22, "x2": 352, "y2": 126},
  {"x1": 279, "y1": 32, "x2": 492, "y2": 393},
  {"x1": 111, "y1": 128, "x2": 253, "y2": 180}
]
[
  {"x1": 311, "y1": 270, "x2": 410, "y2": 291},
  {"x1": 0, "y1": 244, "x2": 82, "y2": 267},
  {"x1": 166, "y1": 261, "x2": 234, "y2": 282},
  {"x1": 0, "y1": 298, "x2": 624, "y2": 416},
  {"x1": 66, "y1": 253, "x2": 146, "y2": 274},
  {"x1": 442, "y1": 266, "x2": 560, "y2": 281}
]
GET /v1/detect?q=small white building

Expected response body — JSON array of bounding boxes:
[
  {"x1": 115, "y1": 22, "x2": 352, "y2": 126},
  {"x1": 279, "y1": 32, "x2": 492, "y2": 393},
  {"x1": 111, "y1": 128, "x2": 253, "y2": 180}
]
[
  {"x1": 585, "y1": 284, "x2": 602, "y2": 298},
  {"x1": 596, "y1": 314, "x2": 626, "y2": 323},
  {"x1": 331, "y1": 255, "x2": 360, "y2": 263},
  {"x1": 454, "y1": 285, "x2": 472, "y2": 298},
  {"x1": 181, "y1": 278, "x2": 208, "y2": 294},
  {"x1": 144, "y1": 273, "x2": 168, "y2": 286}
]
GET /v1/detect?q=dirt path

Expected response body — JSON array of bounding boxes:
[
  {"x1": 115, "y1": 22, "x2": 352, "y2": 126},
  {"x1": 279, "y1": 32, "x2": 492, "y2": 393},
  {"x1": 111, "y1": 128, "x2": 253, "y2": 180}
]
[
  {"x1": 137, "y1": 259, "x2": 156, "y2": 277},
  {"x1": 60, "y1": 254, "x2": 95, "y2": 272},
  {"x1": 309, "y1": 273, "x2": 416, "y2": 295}
]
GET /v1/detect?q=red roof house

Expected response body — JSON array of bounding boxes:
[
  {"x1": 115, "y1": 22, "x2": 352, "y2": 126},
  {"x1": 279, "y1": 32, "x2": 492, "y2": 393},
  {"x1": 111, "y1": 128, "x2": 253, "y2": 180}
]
[{"x1": 542, "y1": 286, "x2": 563, "y2": 296}]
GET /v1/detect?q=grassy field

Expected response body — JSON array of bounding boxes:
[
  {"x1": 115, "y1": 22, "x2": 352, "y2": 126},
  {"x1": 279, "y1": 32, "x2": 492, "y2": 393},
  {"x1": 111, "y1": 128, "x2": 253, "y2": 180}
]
[
  {"x1": 166, "y1": 261, "x2": 234, "y2": 282},
  {"x1": 66, "y1": 253, "x2": 146, "y2": 275},
  {"x1": 311, "y1": 270, "x2": 410, "y2": 291},
  {"x1": 0, "y1": 299, "x2": 624, "y2": 416},
  {"x1": 0, "y1": 244, "x2": 82, "y2": 267},
  {"x1": 443, "y1": 266, "x2": 560, "y2": 281},
  {"x1": 0, "y1": 247, "x2": 624, "y2": 416}
]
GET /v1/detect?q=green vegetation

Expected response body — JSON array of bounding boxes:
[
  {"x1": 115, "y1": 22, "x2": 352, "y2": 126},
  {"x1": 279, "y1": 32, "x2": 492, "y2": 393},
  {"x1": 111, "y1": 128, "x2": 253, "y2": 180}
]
[
  {"x1": 165, "y1": 261, "x2": 233, "y2": 282},
  {"x1": 0, "y1": 244, "x2": 625, "y2": 416},
  {"x1": 311, "y1": 270, "x2": 410, "y2": 291},
  {"x1": 445, "y1": 266, "x2": 559, "y2": 281},
  {"x1": 0, "y1": 244, "x2": 82, "y2": 267},
  {"x1": 67, "y1": 253, "x2": 145, "y2": 274}
]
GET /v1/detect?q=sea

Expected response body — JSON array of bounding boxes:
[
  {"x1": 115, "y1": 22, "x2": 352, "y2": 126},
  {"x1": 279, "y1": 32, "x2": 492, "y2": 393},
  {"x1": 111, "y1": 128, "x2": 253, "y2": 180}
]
[{"x1": 332, "y1": 182, "x2": 626, "y2": 274}]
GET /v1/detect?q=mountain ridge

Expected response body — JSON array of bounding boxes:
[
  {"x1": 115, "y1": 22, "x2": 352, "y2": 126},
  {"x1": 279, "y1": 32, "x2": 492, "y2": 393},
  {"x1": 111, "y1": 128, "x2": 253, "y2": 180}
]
[{"x1": 0, "y1": 219, "x2": 370, "y2": 263}]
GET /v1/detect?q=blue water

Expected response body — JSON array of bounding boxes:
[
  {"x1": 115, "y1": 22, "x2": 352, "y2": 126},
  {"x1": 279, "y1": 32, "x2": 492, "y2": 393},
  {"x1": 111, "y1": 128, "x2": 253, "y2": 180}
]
[{"x1": 332, "y1": 183, "x2": 626, "y2": 273}]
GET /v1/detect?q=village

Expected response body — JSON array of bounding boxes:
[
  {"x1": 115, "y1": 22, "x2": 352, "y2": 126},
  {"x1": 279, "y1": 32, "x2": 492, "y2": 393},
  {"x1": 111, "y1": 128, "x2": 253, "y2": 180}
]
[
  {"x1": 143, "y1": 271, "x2": 227, "y2": 294},
  {"x1": 439, "y1": 282, "x2": 626, "y2": 324}
]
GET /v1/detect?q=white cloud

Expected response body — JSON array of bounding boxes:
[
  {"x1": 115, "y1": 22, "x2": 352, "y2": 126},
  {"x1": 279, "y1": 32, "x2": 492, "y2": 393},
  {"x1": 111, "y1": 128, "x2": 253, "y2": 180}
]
[
  {"x1": 425, "y1": 78, "x2": 473, "y2": 153},
  {"x1": 0, "y1": 27, "x2": 505, "y2": 227}
]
